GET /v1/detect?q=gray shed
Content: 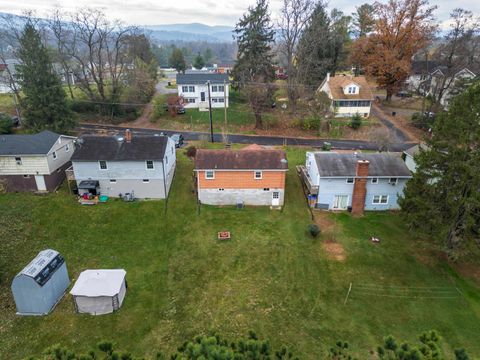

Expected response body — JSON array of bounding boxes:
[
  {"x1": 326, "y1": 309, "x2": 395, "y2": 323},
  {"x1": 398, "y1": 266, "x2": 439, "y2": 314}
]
[{"x1": 11, "y1": 249, "x2": 70, "y2": 315}]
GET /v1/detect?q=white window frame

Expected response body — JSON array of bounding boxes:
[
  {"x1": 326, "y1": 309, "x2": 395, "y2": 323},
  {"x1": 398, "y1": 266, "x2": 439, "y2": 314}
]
[
  {"x1": 218, "y1": 85, "x2": 225, "y2": 92},
  {"x1": 272, "y1": 191, "x2": 280, "y2": 199},
  {"x1": 254, "y1": 170, "x2": 263, "y2": 180},
  {"x1": 182, "y1": 85, "x2": 188, "y2": 92},
  {"x1": 188, "y1": 85, "x2": 195, "y2": 92},
  {"x1": 346, "y1": 178, "x2": 354, "y2": 184},
  {"x1": 146, "y1": 160, "x2": 155, "y2": 170},
  {"x1": 373, "y1": 195, "x2": 389, "y2": 204},
  {"x1": 211, "y1": 85, "x2": 218, "y2": 92},
  {"x1": 15, "y1": 157, "x2": 22, "y2": 165},
  {"x1": 205, "y1": 170, "x2": 215, "y2": 179},
  {"x1": 389, "y1": 177, "x2": 398, "y2": 185},
  {"x1": 371, "y1": 178, "x2": 378, "y2": 184},
  {"x1": 99, "y1": 160, "x2": 108, "y2": 170},
  {"x1": 52, "y1": 151, "x2": 57, "y2": 160}
]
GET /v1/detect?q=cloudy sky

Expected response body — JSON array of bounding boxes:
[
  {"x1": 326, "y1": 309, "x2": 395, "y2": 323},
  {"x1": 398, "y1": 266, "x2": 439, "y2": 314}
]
[{"x1": 1, "y1": 0, "x2": 479, "y2": 27}]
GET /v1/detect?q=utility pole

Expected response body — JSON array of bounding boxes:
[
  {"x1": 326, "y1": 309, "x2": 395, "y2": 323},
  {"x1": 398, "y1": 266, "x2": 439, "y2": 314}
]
[
  {"x1": 223, "y1": 79, "x2": 228, "y2": 144},
  {"x1": 207, "y1": 80, "x2": 214, "y2": 143}
]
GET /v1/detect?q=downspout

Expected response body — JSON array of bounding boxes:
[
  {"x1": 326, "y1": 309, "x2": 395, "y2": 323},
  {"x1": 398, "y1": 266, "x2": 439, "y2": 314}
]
[{"x1": 162, "y1": 159, "x2": 168, "y2": 215}]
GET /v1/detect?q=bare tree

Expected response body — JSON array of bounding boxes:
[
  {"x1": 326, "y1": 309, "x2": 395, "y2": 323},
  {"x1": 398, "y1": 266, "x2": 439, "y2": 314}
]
[{"x1": 278, "y1": 0, "x2": 314, "y2": 113}]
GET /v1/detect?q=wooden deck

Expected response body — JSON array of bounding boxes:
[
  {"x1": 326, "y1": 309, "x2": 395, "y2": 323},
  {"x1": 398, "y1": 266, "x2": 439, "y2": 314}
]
[{"x1": 296, "y1": 165, "x2": 318, "y2": 195}]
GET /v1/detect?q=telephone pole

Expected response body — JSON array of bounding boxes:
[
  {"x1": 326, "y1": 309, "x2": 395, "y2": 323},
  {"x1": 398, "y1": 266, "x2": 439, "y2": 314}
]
[
  {"x1": 223, "y1": 79, "x2": 228, "y2": 144},
  {"x1": 207, "y1": 80, "x2": 214, "y2": 143}
]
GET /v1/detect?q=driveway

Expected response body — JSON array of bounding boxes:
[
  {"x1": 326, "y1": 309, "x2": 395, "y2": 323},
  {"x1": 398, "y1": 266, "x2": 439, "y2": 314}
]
[
  {"x1": 77, "y1": 123, "x2": 416, "y2": 152},
  {"x1": 156, "y1": 71, "x2": 177, "y2": 95}
]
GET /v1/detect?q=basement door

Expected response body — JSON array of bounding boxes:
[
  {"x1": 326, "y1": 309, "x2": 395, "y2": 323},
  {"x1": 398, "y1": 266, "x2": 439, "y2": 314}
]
[
  {"x1": 34, "y1": 175, "x2": 47, "y2": 191},
  {"x1": 272, "y1": 191, "x2": 280, "y2": 206},
  {"x1": 333, "y1": 195, "x2": 348, "y2": 210}
]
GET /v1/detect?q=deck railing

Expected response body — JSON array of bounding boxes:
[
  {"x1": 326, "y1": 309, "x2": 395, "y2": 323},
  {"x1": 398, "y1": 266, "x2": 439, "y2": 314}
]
[{"x1": 297, "y1": 165, "x2": 319, "y2": 195}]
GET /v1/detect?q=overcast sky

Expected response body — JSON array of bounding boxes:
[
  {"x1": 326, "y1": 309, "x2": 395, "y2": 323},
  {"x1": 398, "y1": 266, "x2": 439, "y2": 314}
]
[{"x1": 1, "y1": 0, "x2": 479, "y2": 27}]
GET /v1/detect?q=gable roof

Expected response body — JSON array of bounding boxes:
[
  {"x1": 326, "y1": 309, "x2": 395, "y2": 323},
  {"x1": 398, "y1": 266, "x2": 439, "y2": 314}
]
[
  {"x1": 403, "y1": 143, "x2": 428, "y2": 157},
  {"x1": 0, "y1": 130, "x2": 63, "y2": 156},
  {"x1": 195, "y1": 149, "x2": 288, "y2": 170},
  {"x1": 313, "y1": 152, "x2": 411, "y2": 177},
  {"x1": 71, "y1": 135, "x2": 169, "y2": 161},
  {"x1": 177, "y1": 73, "x2": 229, "y2": 85},
  {"x1": 325, "y1": 75, "x2": 374, "y2": 100}
]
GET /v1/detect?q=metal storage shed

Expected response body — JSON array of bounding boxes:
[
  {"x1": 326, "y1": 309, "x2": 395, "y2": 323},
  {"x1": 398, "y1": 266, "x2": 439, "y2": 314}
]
[
  {"x1": 11, "y1": 249, "x2": 70, "y2": 315},
  {"x1": 70, "y1": 269, "x2": 127, "y2": 315}
]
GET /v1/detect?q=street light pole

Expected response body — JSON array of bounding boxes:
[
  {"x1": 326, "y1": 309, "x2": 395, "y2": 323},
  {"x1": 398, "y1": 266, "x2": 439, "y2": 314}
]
[{"x1": 207, "y1": 80, "x2": 214, "y2": 143}]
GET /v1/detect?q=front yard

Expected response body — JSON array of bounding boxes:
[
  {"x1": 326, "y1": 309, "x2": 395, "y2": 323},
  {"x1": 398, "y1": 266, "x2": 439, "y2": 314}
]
[{"x1": 0, "y1": 147, "x2": 479, "y2": 359}]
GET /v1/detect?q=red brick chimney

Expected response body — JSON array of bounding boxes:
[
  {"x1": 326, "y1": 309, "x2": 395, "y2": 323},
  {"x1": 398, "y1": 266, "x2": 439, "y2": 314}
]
[
  {"x1": 351, "y1": 159, "x2": 369, "y2": 216},
  {"x1": 125, "y1": 129, "x2": 132, "y2": 143}
]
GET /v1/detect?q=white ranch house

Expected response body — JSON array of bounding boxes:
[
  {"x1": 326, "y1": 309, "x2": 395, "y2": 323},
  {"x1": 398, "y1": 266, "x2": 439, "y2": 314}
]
[{"x1": 176, "y1": 73, "x2": 229, "y2": 109}]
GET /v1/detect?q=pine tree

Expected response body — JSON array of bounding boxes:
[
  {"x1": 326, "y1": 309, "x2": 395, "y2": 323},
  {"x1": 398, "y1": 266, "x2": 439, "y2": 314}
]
[
  {"x1": 15, "y1": 22, "x2": 75, "y2": 132},
  {"x1": 169, "y1": 48, "x2": 186, "y2": 73},
  {"x1": 399, "y1": 81, "x2": 480, "y2": 254},
  {"x1": 193, "y1": 53, "x2": 205, "y2": 70},
  {"x1": 232, "y1": 0, "x2": 275, "y2": 129}
]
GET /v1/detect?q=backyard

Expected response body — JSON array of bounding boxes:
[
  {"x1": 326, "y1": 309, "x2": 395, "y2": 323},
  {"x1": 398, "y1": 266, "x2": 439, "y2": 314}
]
[{"x1": 0, "y1": 147, "x2": 479, "y2": 359}]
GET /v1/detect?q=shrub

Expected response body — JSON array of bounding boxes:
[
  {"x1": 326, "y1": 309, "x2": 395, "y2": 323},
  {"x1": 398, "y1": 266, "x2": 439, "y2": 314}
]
[
  {"x1": 350, "y1": 114, "x2": 362, "y2": 130},
  {"x1": 307, "y1": 224, "x2": 321, "y2": 237},
  {"x1": 0, "y1": 114, "x2": 13, "y2": 134},
  {"x1": 69, "y1": 99, "x2": 99, "y2": 113},
  {"x1": 301, "y1": 117, "x2": 318, "y2": 130},
  {"x1": 185, "y1": 146, "x2": 197, "y2": 158},
  {"x1": 411, "y1": 111, "x2": 434, "y2": 130}
]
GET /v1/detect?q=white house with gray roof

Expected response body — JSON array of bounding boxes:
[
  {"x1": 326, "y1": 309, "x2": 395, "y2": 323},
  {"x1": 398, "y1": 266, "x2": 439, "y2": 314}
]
[
  {"x1": 71, "y1": 130, "x2": 176, "y2": 199},
  {"x1": 176, "y1": 73, "x2": 229, "y2": 109},
  {"x1": 0, "y1": 130, "x2": 76, "y2": 192},
  {"x1": 300, "y1": 152, "x2": 412, "y2": 214}
]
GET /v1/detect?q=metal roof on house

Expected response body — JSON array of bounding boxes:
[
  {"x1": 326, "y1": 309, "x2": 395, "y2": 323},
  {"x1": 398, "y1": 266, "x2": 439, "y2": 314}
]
[
  {"x1": 17, "y1": 249, "x2": 65, "y2": 286},
  {"x1": 313, "y1": 152, "x2": 412, "y2": 177},
  {"x1": 176, "y1": 73, "x2": 229, "y2": 85},
  {"x1": 0, "y1": 130, "x2": 62, "y2": 156},
  {"x1": 71, "y1": 135, "x2": 168, "y2": 161},
  {"x1": 195, "y1": 149, "x2": 288, "y2": 170}
]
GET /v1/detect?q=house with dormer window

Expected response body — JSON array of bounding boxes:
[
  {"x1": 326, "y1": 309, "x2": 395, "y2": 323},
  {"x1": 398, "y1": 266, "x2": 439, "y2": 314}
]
[{"x1": 318, "y1": 73, "x2": 374, "y2": 117}]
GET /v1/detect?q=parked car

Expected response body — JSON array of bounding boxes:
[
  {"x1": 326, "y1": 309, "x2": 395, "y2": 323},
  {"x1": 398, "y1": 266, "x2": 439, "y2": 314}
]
[
  {"x1": 171, "y1": 133, "x2": 184, "y2": 148},
  {"x1": 163, "y1": 104, "x2": 186, "y2": 115},
  {"x1": 396, "y1": 91, "x2": 412, "y2": 98}
]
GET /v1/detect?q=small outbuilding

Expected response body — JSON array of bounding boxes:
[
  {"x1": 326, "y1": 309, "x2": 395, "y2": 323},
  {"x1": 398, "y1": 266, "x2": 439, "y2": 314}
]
[
  {"x1": 70, "y1": 269, "x2": 127, "y2": 315},
  {"x1": 11, "y1": 249, "x2": 70, "y2": 315}
]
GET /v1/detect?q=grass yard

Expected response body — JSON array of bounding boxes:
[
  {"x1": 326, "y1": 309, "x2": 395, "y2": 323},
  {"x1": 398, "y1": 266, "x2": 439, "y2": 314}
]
[{"x1": 1, "y1": 147, "x2": 480, "y2": 359}]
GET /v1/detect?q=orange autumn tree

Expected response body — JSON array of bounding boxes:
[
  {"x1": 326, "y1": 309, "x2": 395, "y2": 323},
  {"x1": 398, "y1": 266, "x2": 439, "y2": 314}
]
[{"x1": 350, "y1": 0, "x2": 437, "y2": 101}]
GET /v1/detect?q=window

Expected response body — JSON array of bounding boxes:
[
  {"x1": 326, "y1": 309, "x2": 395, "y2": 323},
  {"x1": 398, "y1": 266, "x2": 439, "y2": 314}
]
[
  {"x1": 273, "y1": 192, "x2": 279, "y2": 199},
  {"x1": 99, "y1": 160, "x2": 107, "y2": 170},
  {"x1": 65, "y1": 144, "x2": 70, "y2": 152},
  {"x1": 186, "y1": 98, "x2": 195, "y2": 103},
  {"x1": 218, "y1": 98, "x2": 225, "y2": 103},
  {"x1": 52, "y1": 151, "x2": 57, "y2": 160},
  {"x1": 389, "y1": 177, "x2": 398, "y2": 185},
  {"x1": 254, "y1": 171, "x2": 262, "y2": 179},
  {"x1": 143, "y1": 179, "x2": 150, "y2": 183},
  {"x1": 211, "y1": 85, "x2": 218, "y2": 92},
  {"x1": 165, "y1": 156, "x2": 168, "y2": 165},
  {"x1": 346, "y1": 178, "x2": 354, "y2": 184},
  {"x1": 146, "y1": 160, "x2": 154, "y2": 170},
  {"x1": 182, "y1": 85, "x2": 188, "y2": 92},
  {"x1": 371, "y1": 178, "x2": 378, "y2": 184},
  {"x1": 110, "y1": 179, "x2": 117, "y2": 183},
  {"x1": 218, "y1": 85, "x2": 225, "y2": 92},
  {"x1": 263, "y1": 188, "x2": 270, "y2": 191},
  {"x1": 205, "y1": 170, "x2": 215, "y2": 179},
  {"x1": 15, "y1": 157, "x2": 22, "y2": 165},
  {"x1": 348, "y1": 86, "x2": 356, "y2": 94},
  {"x1": 373, "y1": 195, "x2": 389, "y2": 204},
  {"x1": 188, "y1": 85, "x2": 195, "y2": 92}
]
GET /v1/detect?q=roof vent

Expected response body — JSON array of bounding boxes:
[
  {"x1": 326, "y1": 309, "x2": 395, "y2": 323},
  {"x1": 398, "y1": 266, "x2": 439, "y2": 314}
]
[{"x1": 115, "y1": 135, "x2": 124, "y2": 142}]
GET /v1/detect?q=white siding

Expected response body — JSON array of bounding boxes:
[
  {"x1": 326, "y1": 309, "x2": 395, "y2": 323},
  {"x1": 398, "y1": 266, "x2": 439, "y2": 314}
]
[
  {"x1": 178, "y1": 83, "x2": 229, "y2": 109},
  {"x1": 46, "y1": 137, "x2": 76, "y2": 173},
  {"x1": 0, "y1": 155, "x2": 49, "y2": 175}
]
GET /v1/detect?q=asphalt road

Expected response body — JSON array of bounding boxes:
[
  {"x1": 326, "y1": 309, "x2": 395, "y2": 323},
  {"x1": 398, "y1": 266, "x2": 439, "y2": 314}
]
[{"x1": 77, "y1": 123, "x2": 416, "y2": 152}]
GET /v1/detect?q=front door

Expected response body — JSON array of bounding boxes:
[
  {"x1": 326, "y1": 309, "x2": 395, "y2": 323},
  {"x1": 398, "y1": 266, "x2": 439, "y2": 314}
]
[
  {"x1": 200, "y1": 92, "x2": 206, "y2": 102},
  {"x1": 272, "y1": 191, "x2": 280, "y2": 206},
  {"x1": 333, "y1": 195, "x2": 348, "y2": 210},
  {"x1": 34, "y1": 175, "x2": 47, "y2": 191}
]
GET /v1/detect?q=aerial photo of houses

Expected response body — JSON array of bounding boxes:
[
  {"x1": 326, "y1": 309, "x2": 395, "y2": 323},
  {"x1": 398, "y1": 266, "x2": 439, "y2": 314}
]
[{"x1": 1, "y1": 0, "x2": 480, "y2": 359}]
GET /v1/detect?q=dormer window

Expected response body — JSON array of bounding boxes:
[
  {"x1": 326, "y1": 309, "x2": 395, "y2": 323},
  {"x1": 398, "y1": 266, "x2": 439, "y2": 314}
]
[{"x1": 348, "y1": 86, "x2": 356, "y2": 94}]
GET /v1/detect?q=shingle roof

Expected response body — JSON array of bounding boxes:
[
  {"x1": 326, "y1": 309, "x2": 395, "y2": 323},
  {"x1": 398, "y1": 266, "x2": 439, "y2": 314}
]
[
  {"x1": 326, "y1": 75, "x2": 374, "y2": 100},
  {"x1": 313, "y1": 152, "x2": 411, "y2": 177},
  {"x1": 404, "y1": 143, "x2": 428, "y2": 157},
  {"x1": 177, "y1": 73, "x2": 229, "y2": 85},
  {"x1": 410, "y1": 60, "x2": 443, "y2": 75},
  {"x1": 0, "y1": 130, "x2": 62, "y2": 155},
  {"x1": 71, "y1": 135, "x2": 169, "y2": 161},
  {"x1": 195, "y1": 149, "x2": 288, "y2": 170}
]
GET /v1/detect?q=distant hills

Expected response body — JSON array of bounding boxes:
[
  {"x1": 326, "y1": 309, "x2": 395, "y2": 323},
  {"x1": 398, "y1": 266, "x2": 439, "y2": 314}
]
[{"x1": 143, "y1": 23, "x2": 235, "y2": 42}]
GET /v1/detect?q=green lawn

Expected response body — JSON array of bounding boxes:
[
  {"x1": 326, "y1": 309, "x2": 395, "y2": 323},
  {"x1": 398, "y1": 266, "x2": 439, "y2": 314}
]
[{"x1": 1, "y1": 147, "x2": 479, "y2": 359}]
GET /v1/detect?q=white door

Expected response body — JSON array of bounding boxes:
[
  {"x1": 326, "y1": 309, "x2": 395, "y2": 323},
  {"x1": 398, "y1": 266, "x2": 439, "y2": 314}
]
[
  {"x1": 272, "y1": 191, "x2": 280, "y2": 206},
  {"x1": 333, "y1": 195, "x2": 348, "y2": 210},
  {"x1": 34, "y1": 175, "x2": 47, "y2": 191}
]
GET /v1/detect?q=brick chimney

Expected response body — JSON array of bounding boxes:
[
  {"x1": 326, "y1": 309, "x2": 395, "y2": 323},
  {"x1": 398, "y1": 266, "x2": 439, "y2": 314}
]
[
  {"x1": 125, "y1": 129, "x2": 132, "y2": 143},
  {"x1": 351, "y1": 159, "x2": 369, "y2": 216}
]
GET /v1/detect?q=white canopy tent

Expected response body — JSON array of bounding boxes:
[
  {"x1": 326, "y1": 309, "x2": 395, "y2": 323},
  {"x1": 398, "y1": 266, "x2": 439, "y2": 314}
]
[{"x1": 70, "y1": 269, "x2": 127, "y2": 315}]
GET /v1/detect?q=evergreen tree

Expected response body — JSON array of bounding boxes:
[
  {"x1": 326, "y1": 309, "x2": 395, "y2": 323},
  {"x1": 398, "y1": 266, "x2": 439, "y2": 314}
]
[
  {"x1": 399, "y1": 81, "x2": 480, "y2": 254},
  {"x1": 232, "y1": 0, "x2": 275, "y2": 129},
  {"x1": 169, "y1": 47, "x2": 187, "y2": 73},
  {"x1": 193, "y1": 53, "x2": 206, "y2": 69},
  {"x1": 15, "y1": 22, "x2": 75, "y2": 132}
]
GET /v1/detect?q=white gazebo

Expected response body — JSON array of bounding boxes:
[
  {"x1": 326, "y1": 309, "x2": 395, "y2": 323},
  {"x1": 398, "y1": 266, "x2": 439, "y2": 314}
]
[{"x1": 70, "y1": 269, "x2": 127, "y2": 315}]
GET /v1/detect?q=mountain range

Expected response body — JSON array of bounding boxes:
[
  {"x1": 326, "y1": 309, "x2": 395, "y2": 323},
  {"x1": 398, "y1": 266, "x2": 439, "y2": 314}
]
[{"x1": 143, "y1": 23, "x2": 235, "y2": 42}]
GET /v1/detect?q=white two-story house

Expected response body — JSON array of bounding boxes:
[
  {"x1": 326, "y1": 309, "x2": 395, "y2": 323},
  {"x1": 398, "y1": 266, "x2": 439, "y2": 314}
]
[
  {"x1": 300, "y1": 152, "x2": 412, "y2": 215},
  {"x1": 176, "y1": 73, "x2": 229, "y2": 109},
  {"x1": 318, "y1": 73, "x2": 374, "y2": 118},
  {"x1": 71, "y1": 130, "x2": 176, "y2": 199},
  {"x1": 0, "y1": 130, "x2": 76, "y2": 192}
]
